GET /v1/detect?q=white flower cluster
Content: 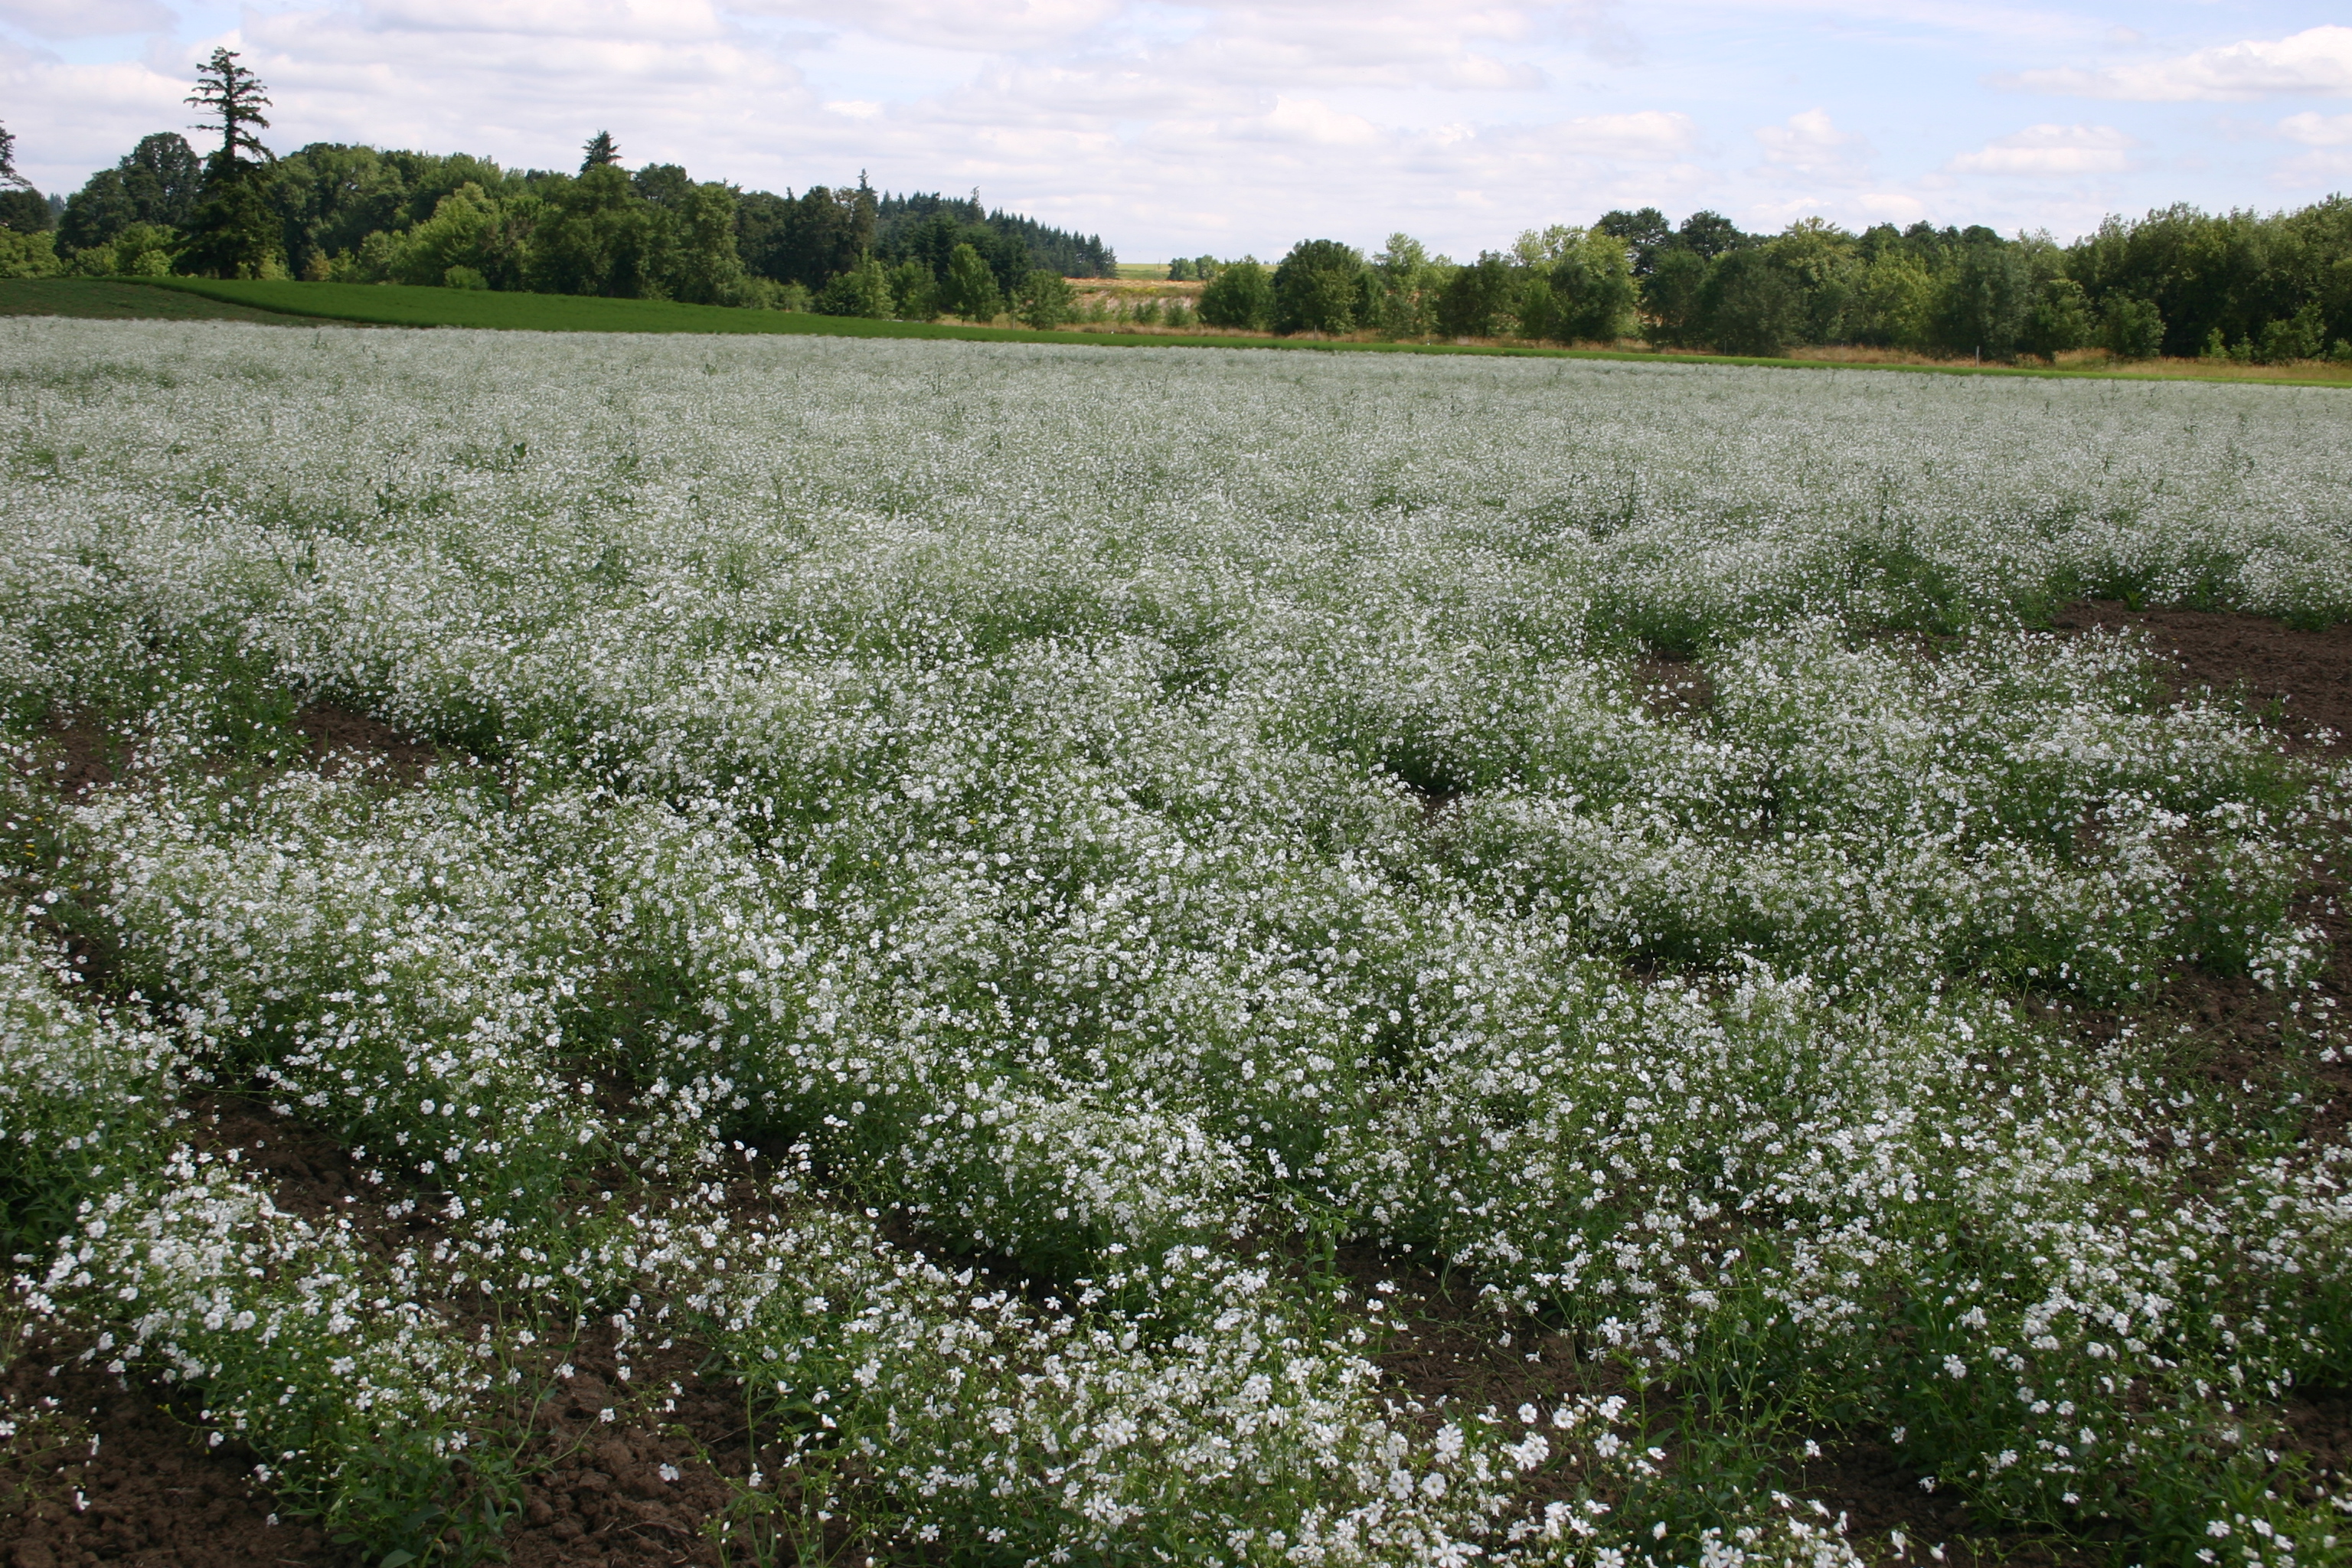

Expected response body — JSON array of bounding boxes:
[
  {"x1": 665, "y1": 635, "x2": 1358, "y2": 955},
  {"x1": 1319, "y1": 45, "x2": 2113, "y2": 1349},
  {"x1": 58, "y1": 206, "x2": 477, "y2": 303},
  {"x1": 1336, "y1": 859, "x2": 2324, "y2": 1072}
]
[
  {"x1": 21, "y1": 1146, "x2": 490, "y2": 1533},
  {"x1": 2, "y1": 318, "x2": 2349, "y2": 1563}
]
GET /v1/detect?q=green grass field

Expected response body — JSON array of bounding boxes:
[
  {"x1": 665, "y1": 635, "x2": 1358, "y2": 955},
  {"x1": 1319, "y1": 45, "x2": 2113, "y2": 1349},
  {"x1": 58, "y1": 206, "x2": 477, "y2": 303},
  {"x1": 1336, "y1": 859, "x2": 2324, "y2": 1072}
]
[
  {"x1": 0, "y1": 277, "x2": 321, "y2": 324},
  {"x1": 21, "y1": 275, "x2": 2348, "y2": 387}
]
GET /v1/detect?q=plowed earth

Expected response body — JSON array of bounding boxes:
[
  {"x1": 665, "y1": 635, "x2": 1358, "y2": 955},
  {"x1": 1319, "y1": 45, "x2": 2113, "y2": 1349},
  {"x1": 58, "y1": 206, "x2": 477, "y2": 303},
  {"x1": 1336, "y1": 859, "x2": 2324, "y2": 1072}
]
[{"x1": 4, "y1": 605, "x2": 2347, "y2": 1566}]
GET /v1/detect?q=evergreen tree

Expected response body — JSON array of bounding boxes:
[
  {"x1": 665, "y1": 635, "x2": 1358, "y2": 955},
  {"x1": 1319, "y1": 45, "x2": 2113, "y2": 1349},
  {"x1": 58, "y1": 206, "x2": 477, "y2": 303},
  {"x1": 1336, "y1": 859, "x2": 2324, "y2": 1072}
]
[
  {"x1": 179, "y1": 49, "x2": 280, "y2": 278},
  {"x1": 580, "y1": 132, "x2": 621, "y2": 172},
  {"x1": 188, "y1": 47, "x2": 272, "y2": 167}
]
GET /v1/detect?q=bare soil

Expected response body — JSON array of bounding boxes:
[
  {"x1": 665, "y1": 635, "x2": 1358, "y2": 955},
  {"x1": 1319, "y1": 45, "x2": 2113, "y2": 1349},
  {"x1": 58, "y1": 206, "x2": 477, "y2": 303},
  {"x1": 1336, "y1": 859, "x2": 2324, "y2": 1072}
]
[
  {"x1": 2050, "y1": 599, "x2": 2352, "y2": 755},
  {"x1": 0, "y1": 1354, "x2": 345, "y2": 1568}
]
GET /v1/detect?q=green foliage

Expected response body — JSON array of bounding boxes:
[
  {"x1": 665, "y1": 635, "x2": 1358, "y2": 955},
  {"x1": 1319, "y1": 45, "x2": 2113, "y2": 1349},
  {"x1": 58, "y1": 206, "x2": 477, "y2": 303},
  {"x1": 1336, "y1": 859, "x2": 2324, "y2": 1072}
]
[
  {"x1": 816, "y1": 253, "x2": 893, "y2": 318},
  {"x1": 185, "y1": 48, "x2": 270, "y2": 165},
  {"x1": 522, "y1": 165, "x2": 662, "y2": 297},
  {"x1": 887, "y1": 256, "x2": 936, "y2": 320},
  {"x1": 1641, "y1": 245, "x2": 1710, "y2": 347},
  {"x1": 1435, "y1": 251, "x2": 1514, "y2": 338},
  {"x1": 0, "y1": 228, "x2": 60, "y2": 279},
  {"x1": 1597, "y1": 206, "x2": 1674, "y2": 275},
  {"x1": 2257, "y1": 300, "x2": 2328, "y2": 363},
  {"x1": 1271, "y1": 238, "x2": 1368, "y2": 335},
  {"x1": 2103, "y1": 296, "x2": 2165, "y2": 360},
  {"x1": 1844, "y1": 246, "x2": 1934, "y2": 348},
  {"x1": 2018, "y1": 277, "x2": 2094, "y2": 360},
  {"x1": 63, "y1": 220, "x2": 175, "y2": 277},
  {"x1": 1923, "y1": 233, "x2": 2030, "y2": 358},
  {"x1": 1699, "y1": 247, "x2": 1805, "y2": 356},
  {"x1": 873, "y1": 189, "x2": 1115, "y2": 280},
  {"x1": 1197, "y1": 256, "x2": 1272, "y2": 331},
  {"x1": 1677, "y1": 208, "x2": 1749, "y2": 258},
  {"x1": 271, "y1": 145, "x2": 525, "y2": 279},
  {"x1": 0, "y1": 165, "x2": 50, "y2": 236},
  {"x1": 371, "y1": 183, "x2": 505, "y2": 286},
  {"x1": 2071, "y1": 201, "x2": 2319, "y2": 357},
  {"x1": 939, "y1": 241, "x2": 1002, "y2": 322},
  {"x1": 1545, "y1": 227, "x2": 1639, "y2": 342},
  {"x1": 1366, "y1": 233, "x2": 1446, "y2": 338},
  {"x1": 647, "y1": 173, "x2": 743, "y2": 305},
  {"x1": 178, "y1": 155, "x2": 285, "y2": 279},
  {"x1": 175, "y1": 50, "x2": 283, "y2": 279},
  {"x1": 1012, "y1": 267, "x2": 1076, "y2": 328}
]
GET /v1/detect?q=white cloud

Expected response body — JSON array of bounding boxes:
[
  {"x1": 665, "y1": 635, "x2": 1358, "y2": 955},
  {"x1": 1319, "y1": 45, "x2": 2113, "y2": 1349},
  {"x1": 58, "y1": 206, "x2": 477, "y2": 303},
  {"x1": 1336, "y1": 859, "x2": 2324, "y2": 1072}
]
[
  {"x1": 2272, "y1": 112, "x2": 2352, "y2": 184},
  {"x1": 2011, "y1": 24, "x2": 2352, "y2": 102},
  {"x1": 1557, "y1": 109, "x2": 1698, "y2": 158},
  {"x1": 1742, "y1": 188, "x2": 1926, "y2": 230},
  {"x1": 10, "y1": 0, "x2": 2324, "y2": 261},
  {"x1": 362, "y1": 0, "x2": 731, "y2": 41},
  {"x1": 1256, "y1": 95, "x2": 1379, "y2": 146},
  {"x1": 730, "y1": 0, "x2": 1119, "y2": 53},
  {"x1": 1754, "y1": 108, "x2": 1865, "y2": 178},
  {"x1": 0, "y1": 0, "x2": 171, "y2": 38},
  {"x1": 0, "y1": 44, "x2": 191, "y2": 191},
  {"x1": 2278, "y1": 110, "x2": 2352, "y2": 146},
  {"x1": 1949, "y1": 122, "x2": 2133, "y2": 176}
]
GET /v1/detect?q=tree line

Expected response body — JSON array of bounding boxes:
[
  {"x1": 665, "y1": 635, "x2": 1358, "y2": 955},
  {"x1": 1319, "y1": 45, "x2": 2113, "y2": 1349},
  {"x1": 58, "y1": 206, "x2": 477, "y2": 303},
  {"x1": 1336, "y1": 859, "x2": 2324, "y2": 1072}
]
[
  {"x1": 3, "y1": 53, "x2": 2347, "y2": 360},
  {"x1": 1187, "y1": 201, "x2": 2352, "y2": 363},
  {"x1": 0, "y1": 51, "x2": 1116, "y2": 320}
]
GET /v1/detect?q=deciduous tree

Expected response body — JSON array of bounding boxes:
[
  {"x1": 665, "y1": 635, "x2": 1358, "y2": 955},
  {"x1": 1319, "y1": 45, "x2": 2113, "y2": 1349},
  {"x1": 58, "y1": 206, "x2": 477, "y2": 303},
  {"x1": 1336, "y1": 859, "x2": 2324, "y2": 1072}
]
[
  {"x1": 940, "y1": 242, "x2": 1002, "y2": 322},
  {"x1": 1272, "y1": 239, "x2": 1367, "y2": 335},
  {"x1": 1196, "y1": 257, "x2": 1272, "y2": 331},
  {"x1": 1013, "y1": 268, "x2": 1076, "y2": 328}
]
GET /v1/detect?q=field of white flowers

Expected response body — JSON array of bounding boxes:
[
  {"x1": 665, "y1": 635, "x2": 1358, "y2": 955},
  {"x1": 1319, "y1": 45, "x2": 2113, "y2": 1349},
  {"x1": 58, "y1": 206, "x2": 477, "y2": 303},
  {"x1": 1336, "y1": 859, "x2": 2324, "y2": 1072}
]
[{"x1": 3, "y1": 317, "x2": 2351, "y2": 1566}]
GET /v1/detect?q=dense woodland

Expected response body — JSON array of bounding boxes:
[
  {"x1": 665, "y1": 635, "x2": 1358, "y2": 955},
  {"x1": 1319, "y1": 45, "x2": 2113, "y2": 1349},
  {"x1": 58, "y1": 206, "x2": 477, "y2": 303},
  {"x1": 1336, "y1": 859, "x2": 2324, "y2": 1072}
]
[
  {"x1": 1190, "y1": 202, "x2": 2352, "y2": 364},
  {"x1": 1, "y1": 55, "x2": 2348, "y2": 361},
  {"x1": 0, "y1": 56, "x2": 1116, "y2": 323}
]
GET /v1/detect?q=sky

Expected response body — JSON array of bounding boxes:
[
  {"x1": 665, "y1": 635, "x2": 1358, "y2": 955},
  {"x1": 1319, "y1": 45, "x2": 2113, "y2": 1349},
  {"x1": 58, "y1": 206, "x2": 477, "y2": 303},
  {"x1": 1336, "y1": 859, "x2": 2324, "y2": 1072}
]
[{"x1": 4, "y1": 0, "x2": 2350, "y2": 260}]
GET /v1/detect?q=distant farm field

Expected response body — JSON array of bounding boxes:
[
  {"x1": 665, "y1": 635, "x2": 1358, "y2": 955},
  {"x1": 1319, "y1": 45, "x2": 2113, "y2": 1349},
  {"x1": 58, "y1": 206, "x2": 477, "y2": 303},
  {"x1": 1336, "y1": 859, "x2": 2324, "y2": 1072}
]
[{"x1": 5, "y1": 318, "x2": 2352, "y2": 1567}]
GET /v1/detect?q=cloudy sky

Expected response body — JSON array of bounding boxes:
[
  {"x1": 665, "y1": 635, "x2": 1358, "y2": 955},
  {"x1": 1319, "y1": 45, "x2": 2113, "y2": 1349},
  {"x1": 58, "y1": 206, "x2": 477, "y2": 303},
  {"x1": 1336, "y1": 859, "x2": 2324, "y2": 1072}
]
[{"x1": 4, "y1": 0, "x2": 2348, "y2": 260}]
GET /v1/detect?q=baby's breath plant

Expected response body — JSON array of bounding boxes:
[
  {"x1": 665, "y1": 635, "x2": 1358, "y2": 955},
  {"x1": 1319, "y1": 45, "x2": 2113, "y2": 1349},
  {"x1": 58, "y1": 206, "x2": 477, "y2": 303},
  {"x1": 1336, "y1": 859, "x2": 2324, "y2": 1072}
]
[{"x1": 2, "y1": 318, "x2": 2350, "y2": 1564}]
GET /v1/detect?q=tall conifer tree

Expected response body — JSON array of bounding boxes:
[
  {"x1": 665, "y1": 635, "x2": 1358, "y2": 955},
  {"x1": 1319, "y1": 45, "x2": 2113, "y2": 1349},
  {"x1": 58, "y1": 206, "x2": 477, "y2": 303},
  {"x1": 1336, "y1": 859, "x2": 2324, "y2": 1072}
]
[{"x1": 178, "y1": 48, "x2": 280, "y2": 277}]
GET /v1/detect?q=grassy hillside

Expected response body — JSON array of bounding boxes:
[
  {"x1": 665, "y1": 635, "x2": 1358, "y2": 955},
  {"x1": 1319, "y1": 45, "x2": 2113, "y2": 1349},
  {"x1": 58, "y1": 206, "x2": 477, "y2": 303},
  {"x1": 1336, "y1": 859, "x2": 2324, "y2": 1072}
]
[
  {"x1": 51, "y1": 276, "x2": 2352, "y2": 386},
  {"x1": 143, "y1": 277, "x2": 1105, "y2": 341},
  {"x1": 0, "y1": 277, "x2": 320, "y2": 324}
]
